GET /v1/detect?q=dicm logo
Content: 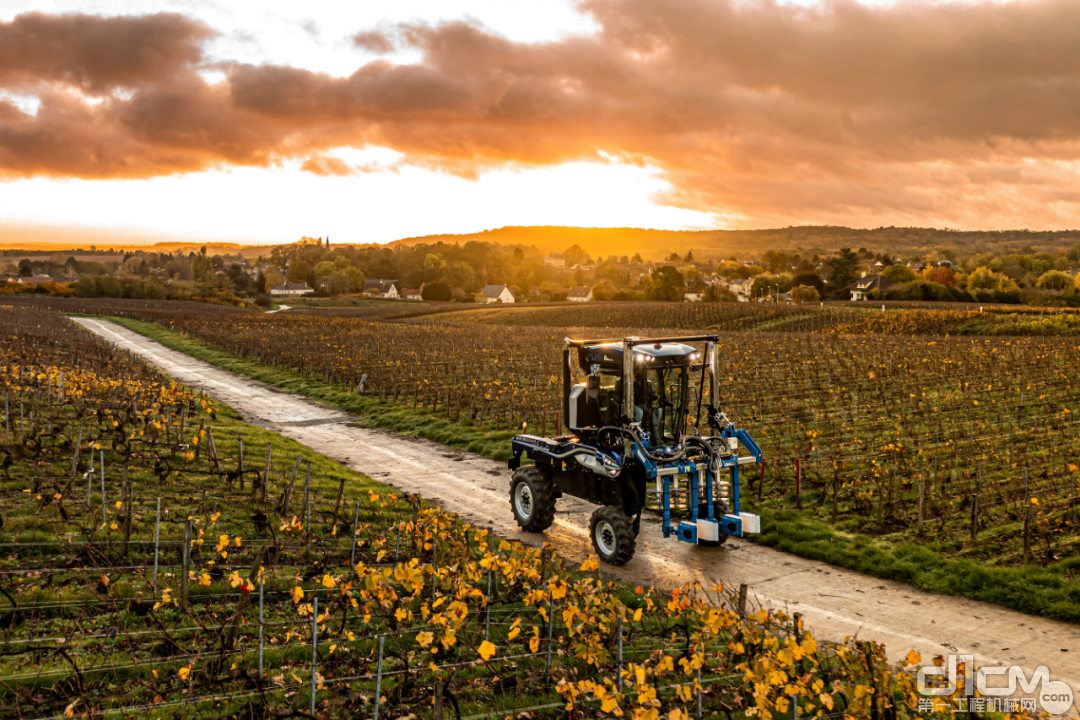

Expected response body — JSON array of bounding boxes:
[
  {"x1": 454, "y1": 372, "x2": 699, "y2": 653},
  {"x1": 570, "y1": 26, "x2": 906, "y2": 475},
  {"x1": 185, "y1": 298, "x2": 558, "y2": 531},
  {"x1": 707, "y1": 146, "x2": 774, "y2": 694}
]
[{"x1": 917, "y1": 654, "x2": 1074, "y2": 715}]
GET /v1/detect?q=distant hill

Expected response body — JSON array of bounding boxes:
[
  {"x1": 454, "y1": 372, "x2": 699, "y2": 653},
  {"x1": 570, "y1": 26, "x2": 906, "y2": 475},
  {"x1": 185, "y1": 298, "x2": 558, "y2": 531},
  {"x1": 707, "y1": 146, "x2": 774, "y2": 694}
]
[
  {"x1": 0, "y1": 221, "x2": 273, "y2": 257},
  {"x1": 388, "y1": 225, "x2": 1080, "y2": 260},
  {"x1": 4, "y1": 221, "x2": 1079, "y2": 261}
]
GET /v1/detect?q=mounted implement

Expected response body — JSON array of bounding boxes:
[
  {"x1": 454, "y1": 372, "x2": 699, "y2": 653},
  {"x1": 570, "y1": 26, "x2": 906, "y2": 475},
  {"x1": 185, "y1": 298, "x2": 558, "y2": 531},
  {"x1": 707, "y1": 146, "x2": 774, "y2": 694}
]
[{"x1": 507, "y1": 334, "x2": 763, "y2": 565}]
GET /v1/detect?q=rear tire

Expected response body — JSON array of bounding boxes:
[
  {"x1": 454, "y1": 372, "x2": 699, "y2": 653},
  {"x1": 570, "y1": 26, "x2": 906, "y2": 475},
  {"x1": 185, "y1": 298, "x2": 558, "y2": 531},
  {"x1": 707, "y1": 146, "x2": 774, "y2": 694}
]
[
  {"x1": 510, "y1": 466, "x2": 557, "y2": 532},
  {"x1": 590, "y1": 506, "x2": 636, "y2": 565}
]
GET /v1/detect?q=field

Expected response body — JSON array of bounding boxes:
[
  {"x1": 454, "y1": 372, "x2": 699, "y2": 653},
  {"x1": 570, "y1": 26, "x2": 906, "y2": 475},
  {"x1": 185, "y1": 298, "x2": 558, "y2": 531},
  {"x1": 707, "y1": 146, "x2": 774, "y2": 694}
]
[
  {"x1": 11, "y1": 298, "x2": 1080, "y2": 621},
  {"x1": 0, "y1": 303, "x2": 962, "y2": 719}
]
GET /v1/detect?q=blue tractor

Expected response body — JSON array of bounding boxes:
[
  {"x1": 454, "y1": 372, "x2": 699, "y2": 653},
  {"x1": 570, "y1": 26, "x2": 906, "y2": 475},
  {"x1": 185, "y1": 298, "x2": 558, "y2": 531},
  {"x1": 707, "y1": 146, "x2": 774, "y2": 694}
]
[{"x1": 507, "y1": 335, "x2": 763, "y2": 565}]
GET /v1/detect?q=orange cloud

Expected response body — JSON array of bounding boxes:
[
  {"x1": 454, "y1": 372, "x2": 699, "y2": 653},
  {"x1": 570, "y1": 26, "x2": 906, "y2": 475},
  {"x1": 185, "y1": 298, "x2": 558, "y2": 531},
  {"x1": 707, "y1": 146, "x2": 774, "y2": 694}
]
[
  {"x1": 301, "y1": 154, "x2": 356, "y2": 176},
  {"x1": 2, "y1": 2, "x2": 1080, "y2": 228}
]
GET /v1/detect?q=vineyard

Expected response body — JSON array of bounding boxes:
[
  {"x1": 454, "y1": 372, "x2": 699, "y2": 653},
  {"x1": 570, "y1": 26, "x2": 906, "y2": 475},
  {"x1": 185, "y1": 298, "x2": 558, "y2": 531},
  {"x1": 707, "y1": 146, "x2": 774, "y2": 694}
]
[
  {"x1": 0, "y1": 306, "x2": 968, "y2": 719},
  {"x1": 10, "y1": 297, "x2": 1080, "y2": 620},
  {"x1": 432, "y1": 301, "x2": 1080, "y2": 338},
  {"x1": 421, "y1": 302, "x2": 860, "y2": 334}
]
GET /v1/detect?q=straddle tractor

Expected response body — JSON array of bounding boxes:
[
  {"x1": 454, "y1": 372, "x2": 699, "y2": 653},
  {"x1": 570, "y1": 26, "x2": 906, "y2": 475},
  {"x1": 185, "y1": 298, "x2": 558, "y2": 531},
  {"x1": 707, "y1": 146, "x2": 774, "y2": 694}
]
[{"x1": 507, "y1": 335, "x2": 763, "y2": 565}]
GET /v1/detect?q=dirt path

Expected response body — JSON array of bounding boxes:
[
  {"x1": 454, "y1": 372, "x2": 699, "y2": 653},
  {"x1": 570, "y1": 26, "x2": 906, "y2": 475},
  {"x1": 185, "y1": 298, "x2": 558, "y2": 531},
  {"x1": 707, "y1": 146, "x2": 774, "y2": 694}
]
[{"x1": 76, "y1": 317, "x2": 1080, "y2": 705}]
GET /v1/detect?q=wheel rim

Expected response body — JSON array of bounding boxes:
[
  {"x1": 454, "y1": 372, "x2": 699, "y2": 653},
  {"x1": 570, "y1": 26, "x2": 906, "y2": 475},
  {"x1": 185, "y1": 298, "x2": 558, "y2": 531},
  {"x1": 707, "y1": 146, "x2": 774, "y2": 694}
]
[
  {"x1": 514, "y1": 482, "x2": 534, "y2": 519},
  {"x1": 595, "y1": 520, "x2": 617, "y2": 556}
]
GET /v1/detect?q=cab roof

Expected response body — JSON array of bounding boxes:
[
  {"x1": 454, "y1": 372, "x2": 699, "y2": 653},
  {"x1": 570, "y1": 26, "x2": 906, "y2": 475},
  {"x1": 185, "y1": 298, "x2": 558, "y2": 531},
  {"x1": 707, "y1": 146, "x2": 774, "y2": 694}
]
[{"x1": 578, "y1": 341, "x2": 698, "y2": 371}]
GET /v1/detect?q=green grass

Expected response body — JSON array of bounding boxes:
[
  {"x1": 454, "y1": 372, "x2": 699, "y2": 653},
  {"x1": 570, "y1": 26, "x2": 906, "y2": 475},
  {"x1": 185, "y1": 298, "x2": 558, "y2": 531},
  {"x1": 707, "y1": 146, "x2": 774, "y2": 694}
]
[
  {"x1": 102, "y1": 315, "x2": 521, "y2": 461},
  {"x1": 97, "y1": 315, "x2": 1080, "y2": 623},
  {"x1": 756, "y1": 508, "x2": 1080, "y2": 623}
]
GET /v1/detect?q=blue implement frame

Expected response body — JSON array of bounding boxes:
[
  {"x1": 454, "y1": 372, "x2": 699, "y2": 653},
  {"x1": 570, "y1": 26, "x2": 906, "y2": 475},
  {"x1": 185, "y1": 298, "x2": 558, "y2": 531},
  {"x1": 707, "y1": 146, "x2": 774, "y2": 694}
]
[{"x1": 510, "y1": 424, "x2": 762, "y2": 543}]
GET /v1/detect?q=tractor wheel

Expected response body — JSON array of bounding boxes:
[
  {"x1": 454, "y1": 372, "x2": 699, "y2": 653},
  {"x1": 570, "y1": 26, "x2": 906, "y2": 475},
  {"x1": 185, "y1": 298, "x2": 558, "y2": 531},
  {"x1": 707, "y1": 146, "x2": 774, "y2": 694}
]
[
  {"x1": 590, "y1": 506, "x2": 636, "y2": 565},
  {"x1": 697, "y1": 502, "x2": 729, "y2": 547},
  {"x1": 510, "y1": 466, "x2": 557, "y2": 532}
]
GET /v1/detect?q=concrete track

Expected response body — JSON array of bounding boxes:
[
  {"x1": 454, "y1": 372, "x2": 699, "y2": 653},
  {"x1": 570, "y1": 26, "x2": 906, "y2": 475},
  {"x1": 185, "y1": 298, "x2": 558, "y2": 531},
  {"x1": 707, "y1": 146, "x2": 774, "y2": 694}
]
[{"x1": 76, "y1": 317, "x2": 1080, "y2": 709}]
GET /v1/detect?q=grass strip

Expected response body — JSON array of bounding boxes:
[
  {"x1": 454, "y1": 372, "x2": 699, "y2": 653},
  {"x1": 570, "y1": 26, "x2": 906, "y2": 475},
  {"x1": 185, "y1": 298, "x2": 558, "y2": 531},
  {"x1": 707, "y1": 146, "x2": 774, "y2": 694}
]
[{"x1": 757, "y1": 507, "x2": 1080, "y2": 623}]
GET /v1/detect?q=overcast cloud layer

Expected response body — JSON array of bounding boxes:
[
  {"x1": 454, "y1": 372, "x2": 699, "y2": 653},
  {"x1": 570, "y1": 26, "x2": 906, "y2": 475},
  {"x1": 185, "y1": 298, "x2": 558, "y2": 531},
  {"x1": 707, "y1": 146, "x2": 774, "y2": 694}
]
[{"x1": 2, "y1": 0, "x2": 1079, "y2": 229}]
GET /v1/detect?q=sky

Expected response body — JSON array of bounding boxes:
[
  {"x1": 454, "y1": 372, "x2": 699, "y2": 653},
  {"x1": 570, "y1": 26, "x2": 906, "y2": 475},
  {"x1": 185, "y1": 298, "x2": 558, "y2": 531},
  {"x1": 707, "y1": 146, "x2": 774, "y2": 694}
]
[{"x1": 1, "y1": 0, "x2": 1079, "y2": 246}]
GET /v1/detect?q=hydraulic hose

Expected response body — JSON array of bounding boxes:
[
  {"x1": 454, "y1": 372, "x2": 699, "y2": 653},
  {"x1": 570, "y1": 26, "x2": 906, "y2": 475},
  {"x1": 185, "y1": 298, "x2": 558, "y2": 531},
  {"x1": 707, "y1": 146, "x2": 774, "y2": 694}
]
[{"x1": 597, "y1": 425, "x2": 680, "y2": 462}]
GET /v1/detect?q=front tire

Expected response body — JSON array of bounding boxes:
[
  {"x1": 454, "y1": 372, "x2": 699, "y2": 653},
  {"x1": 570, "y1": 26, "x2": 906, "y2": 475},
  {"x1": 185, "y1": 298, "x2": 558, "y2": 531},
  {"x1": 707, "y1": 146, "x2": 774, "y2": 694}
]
[
  {"x1": 510, "y1": 466, "x2": 556, "y2": 532},
  {"x1": 590, "y1": 506, "x2": 636, "y2": 565}
]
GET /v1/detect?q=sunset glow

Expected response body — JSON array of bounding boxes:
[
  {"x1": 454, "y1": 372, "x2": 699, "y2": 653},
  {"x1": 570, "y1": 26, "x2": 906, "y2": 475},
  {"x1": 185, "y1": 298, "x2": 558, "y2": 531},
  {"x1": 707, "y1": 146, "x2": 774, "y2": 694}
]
[{"x1": 2, "y1": 0, "x2": 1080, "y2": 245}]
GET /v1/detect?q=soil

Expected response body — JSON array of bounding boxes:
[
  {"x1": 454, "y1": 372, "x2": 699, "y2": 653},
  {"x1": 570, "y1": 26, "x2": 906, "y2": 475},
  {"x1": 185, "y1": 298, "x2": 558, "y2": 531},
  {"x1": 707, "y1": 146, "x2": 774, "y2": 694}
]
[{"x1": 75, "y1": 317, "x2": 1080, "y2": 709}]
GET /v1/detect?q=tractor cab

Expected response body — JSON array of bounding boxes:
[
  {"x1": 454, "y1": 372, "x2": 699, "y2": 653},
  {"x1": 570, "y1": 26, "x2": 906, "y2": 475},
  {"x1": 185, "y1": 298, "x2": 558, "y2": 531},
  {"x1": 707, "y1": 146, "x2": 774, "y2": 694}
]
[
  {"x1": 568, "y1": 340, "x2": 701, "y2": 447},
  {"x1": 507, "y1": 334, "x2": 764, "y2": 566}
]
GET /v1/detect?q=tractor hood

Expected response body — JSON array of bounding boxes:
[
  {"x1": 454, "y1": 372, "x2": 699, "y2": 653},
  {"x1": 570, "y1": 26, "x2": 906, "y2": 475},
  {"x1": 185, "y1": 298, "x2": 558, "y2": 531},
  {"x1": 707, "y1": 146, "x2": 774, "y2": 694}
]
[{"x1": 578, "y1": 341, "x2": 699, "y2": 372}]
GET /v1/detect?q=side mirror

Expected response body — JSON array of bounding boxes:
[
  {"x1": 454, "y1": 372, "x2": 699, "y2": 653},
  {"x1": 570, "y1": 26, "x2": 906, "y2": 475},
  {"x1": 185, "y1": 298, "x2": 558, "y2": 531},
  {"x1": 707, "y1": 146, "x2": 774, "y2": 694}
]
[{"x1": 586, "y1": 374, "x2": 600, "y2": 402}]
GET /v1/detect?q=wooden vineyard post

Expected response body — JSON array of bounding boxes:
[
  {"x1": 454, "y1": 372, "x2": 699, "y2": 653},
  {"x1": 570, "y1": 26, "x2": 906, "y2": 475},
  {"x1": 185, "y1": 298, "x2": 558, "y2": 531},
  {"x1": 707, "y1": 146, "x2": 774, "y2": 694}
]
[
  {"x1": 934, "y1": 426, "x2": 940, "y2": 497},
  {"x1": 616, "y1": 615, "x2": 624, "y2": 692},
  {"x1": 153, "y1": 498, "x2": 161, "y2": 589},
  {"x1": 121, "y1": 468, "x2": 132, "y2": 558},
  {"x1": 70, "y1": 426, "x2": 83, "y2": 480},
  {"x1": 256, "y1": 442, "x2": 272, "y2": 506},
  {"x1": 258, "y1": 573, "x2": 265, "y2": 678},
  {"x1": 814, "y1": 410, "x2": 820, "y2": 476},
  {"x1": 917, "y1": 475, "x2": 925, "y2": 535},
  {"x1": 100, "y1": 450, "x2": 106, "y2": 525},
  {"x1": 349, "y1": 501, "x2": 360, "y2": 570},
  {"x1": 237, "y1": 434, "x2": 245, "y2": 491},
  {"x1": 304, "y1": 461, "x2": 312, "y2": 550},
  {"x1": 795, "y1": 458, "x2": 802, "y2": 509},
  {"x1": 280, "y1": 455, "x2": 302, "y2": 514},
  {"x1": 555, "y1": 411, "x2": 561, "y2": 436},
  {"x1": 1023, "y1": 467, "x2": 1032, "y2": 563},
  {"x1": 831, "y1": 461, "x2": 838, "y2": 524},
  {"x1": 194, "y1": 419, "x2": 204, "y2": 460},
  {"x1": 411, "y1": 503, "x2": 419, "y2": 553},
  {"x1": 207, "y1": 427, "x2": 219, "y2": 474},
  {"x1": 309, "y1": 597, "x2": 319, "y2": 716},
  {"x1": 1051, "y1": 435, "x2": 1056, "y2": 478},
  {"x1": 969, "y1": 463, "x2": 981, "y2": 542},
  {"x1": 737, "y1": 583, "x2": 748, "y2": 616},
  {"x1": 758, "y1": 459, "x2": 765, "y2": 501},
  {"x1": 181, "y1": 519, "x2": 192, "y2": 611}
]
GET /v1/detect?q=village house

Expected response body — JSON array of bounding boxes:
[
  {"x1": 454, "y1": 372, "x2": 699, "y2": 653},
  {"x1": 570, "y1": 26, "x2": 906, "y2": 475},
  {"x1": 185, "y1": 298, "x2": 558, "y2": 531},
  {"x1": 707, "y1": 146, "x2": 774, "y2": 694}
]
[
  {"x1": 567, "y1": 286, "x2": 593, "y2": 302},
  {"x1": 544, "y1": 252, "x2": 564, "y2": 268},
  {"x1": 845, "y1": 273, "x2": 894, "y2": 301},
  {"x1": 18, "y1": 274, "x2": 54, "y2": 284},
  {"x1": 481, "y1": 284, "x2": 515, "y2": 304},
  {"x1": 728, "y1": 278, "x2": 755, "y2": 301},
  {"x1": 405, "y1": 283, "x2": 425, "y2": 300},
  {"x1": 363, "y1": 279, "x2": 400, "y2": 299},
  {"x1": 270, "y1": 282, "x2": 315, "y2": 297}
]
